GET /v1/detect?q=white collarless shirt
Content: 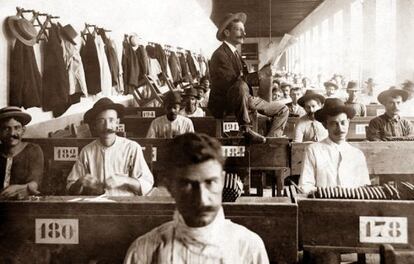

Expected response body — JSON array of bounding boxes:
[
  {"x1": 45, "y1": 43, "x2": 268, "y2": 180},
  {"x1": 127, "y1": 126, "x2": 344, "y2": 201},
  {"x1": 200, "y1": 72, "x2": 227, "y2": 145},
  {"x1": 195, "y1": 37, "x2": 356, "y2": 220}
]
[{"x1": 299, "y1": 137, "x2": 370, "y2": 193}]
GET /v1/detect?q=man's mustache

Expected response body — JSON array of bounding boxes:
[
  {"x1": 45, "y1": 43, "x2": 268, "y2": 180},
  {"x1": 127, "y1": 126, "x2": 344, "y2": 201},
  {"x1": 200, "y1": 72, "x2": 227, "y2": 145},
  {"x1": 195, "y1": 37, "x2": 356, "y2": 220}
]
[
  {"x1": 103, "y1": 129, "x2": 116, "y2": 134},
  {"x1": 8, "y1": 135, "x2": 20, "y2": 140}
]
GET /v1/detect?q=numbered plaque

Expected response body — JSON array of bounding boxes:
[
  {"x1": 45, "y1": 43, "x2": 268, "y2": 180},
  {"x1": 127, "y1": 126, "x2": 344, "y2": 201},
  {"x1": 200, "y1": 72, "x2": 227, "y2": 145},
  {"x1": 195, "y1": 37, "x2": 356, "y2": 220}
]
[
  {"x1": 54, "y1": 147, "x2": 78, "y2": 161},
  {"x1": 222, "y1": 146, "x2": 245, "y2": 157},
  {"x1": 115, "y1": 124, "x2": 125, "y2": 132},
  {"x1": 142, "y1": 111, "x2": 156, "y2": 118},
  {"x1": 355, "y1": 124, "x2": 368, "y2": 135},
  {"x1": 222, "y1": 122, "x2": 239, "y2": 133},
  {"x1": 35, "y1": 219, "x2": 79, "y2": 244},
  {"x1": 360, "y1": 216, "x2": 408, "y2": 244}
]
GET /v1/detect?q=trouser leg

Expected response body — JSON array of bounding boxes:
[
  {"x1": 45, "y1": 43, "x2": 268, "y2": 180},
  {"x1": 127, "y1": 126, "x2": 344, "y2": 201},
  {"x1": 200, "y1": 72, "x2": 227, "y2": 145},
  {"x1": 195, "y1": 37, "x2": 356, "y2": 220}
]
[
  {"x1": 249, "y1": 96, "x2": 289, "y2": 137},
  {"x1": 226, "y1": 79, "x2": 251, "y2": 126}
]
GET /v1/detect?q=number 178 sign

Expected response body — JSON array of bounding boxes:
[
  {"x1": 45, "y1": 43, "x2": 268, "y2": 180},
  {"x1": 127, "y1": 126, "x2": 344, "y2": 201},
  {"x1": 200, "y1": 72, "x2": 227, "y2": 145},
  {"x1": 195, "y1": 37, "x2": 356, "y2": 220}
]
[{"x1": 359, "y1": 216, "x2": 408, "y2": 244}]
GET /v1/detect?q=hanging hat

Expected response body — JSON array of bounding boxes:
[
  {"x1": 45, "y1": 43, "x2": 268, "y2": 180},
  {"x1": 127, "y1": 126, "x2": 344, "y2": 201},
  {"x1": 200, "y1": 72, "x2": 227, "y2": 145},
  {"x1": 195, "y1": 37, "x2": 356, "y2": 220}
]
[
  {"x1": 315, "y1": 98, "x2": 356, "y2": 123},
  {"x1": 84, "y1": 97, "x2": 125, "y2": 124},
  {"x1": 183, "y1": 87, "x2": 200, "y2": 99},
  {"x1": 297, "y1": 90, "x2": 326, "y2": 108},
  {"x1": 6, "y1": 16, "x2": 37, "y2": 46},
  {"x1": 216, "y1": 12, "x2": 247, "y2": 41},
  {"x1": 323, "y1": 81, "x2": 339, "y2": 90},
  {"x1": 60, "y1": 24, "x2": 78, "y2": 45},
  {"x1": 163, "y1": 91, "x2": 182, "y2": 107},
  {"x1": 0, "y1": 106, "x2": 32, "y2": 126},
  {"x1": 346, "y1": 81, "x2": 361, "y2": 91},
  {"x1": 377, "y1": 88, "x2": 409, "y2": 105}
]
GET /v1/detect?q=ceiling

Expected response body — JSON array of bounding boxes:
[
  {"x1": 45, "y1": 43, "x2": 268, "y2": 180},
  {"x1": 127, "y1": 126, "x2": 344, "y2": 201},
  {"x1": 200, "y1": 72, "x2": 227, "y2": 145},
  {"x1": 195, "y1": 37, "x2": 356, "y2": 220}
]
[{"x1": 210, "y1": 0, "x2": 324, "y2": 38}]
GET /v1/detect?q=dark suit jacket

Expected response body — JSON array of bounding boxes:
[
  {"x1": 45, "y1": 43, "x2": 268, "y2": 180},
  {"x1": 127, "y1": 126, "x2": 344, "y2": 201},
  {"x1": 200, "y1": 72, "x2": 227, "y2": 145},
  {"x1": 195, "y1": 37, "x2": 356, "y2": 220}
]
[{"x1": 208, "y1": 43, "x2": 259, "y2": 118}]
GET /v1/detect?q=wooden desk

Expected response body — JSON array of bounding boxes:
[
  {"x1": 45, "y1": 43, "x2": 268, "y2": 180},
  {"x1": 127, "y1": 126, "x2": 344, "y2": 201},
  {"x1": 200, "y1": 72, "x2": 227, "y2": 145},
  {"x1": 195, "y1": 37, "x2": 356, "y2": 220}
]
[
  {"x1": 290, "y1": 141, "x2": 414, "y2": 183},
  {"x1": 299, "y1": 198, "x2": 414, "y2": 257},
  {"x1": 366, "y1": 104, "x2": 385, "y2": 116},
  {"x1": 0, "y1": 196, "x2": 298, "y2": 263}
]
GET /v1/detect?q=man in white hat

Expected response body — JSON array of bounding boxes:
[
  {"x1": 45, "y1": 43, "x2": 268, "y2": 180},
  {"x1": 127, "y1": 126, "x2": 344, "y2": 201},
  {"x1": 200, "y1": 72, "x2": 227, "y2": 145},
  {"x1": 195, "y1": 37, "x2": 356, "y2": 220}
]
[
  {"x1": 0, "y1": 107, "x2": 43, "y2": 199},
  {"x1": 366, "y1": 88, "x2": 414, "y2": 141},
  {"x1": 124, "y1": 133, "x2": 269, "y2": 263},
  {"x1": 208, "y1": 12, "x2": 289, "y2": 144},
  {"x1": 67, "y1": 97, "x2": 154, "y2": 196}
]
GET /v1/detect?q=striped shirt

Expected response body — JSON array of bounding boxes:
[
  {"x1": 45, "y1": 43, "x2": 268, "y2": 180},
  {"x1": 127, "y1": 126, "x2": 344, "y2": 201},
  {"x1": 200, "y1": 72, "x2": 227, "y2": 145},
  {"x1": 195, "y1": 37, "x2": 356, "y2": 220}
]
[{"x1": 124, "y1": 208, "x2": 269, "y2": 264}]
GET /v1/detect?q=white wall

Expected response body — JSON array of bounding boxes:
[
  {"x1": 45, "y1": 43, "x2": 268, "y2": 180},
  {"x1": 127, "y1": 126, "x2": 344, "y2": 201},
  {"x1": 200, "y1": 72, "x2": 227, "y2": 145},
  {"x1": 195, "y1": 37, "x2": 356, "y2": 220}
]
[
  {"x1": 0, "y1": 0, "x2": 219, "y2": 131},
  {"x1": 287, "y1": 0, "x2": 414, "y2": 95}
]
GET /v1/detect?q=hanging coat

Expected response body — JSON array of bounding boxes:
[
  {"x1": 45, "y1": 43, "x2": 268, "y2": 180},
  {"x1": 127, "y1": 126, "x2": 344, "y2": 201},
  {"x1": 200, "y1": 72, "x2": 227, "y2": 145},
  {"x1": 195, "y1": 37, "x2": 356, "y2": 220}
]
[
  {"x1": 122, "y1": 40, "x2": 141, "y2": 95},
  {"x1": 42, "y1": 23, "x2": 70, "y2": 117},
  {"x1": 178, "y1": 53, "x2": 191, "y2": 82},
  {"x1": 63, "y1": 40, "x2": 88, "y2": 97},
  {"x1": 9, "y1": 40, "x2": 42, "y2": 108},
  {"x1": 186, "y1": 51, "x2": 198, "y2": 79},
  {"x1": 98, "y1": 30, "x2": 121, "y2": 88},
  {"x1": 95, "y1": 35, "x2": 112, "y2": 96},
  {"x1": 81, "y1": 34, "x2": 101, "y2": 95},
  {"x1": 168, "y1": 51, "x2": 182, "y2": 83},
  {"x1": 154, "y1": 43, "x2": 168, "y2": 74}
]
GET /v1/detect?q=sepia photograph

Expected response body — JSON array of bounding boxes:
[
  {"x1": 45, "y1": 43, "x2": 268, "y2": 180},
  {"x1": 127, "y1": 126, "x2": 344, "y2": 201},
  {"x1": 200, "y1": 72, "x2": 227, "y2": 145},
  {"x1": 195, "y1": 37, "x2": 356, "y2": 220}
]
[{"x1": 0, "y1": 0, "x2": 413, "y2": 263}]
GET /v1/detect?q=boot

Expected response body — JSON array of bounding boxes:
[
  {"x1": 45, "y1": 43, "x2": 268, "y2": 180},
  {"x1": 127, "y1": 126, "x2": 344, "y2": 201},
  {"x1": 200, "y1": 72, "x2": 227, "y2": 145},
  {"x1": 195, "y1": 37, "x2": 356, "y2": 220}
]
[{"x1": 241, "y1": 126, "x2": 266, "y2": 144}]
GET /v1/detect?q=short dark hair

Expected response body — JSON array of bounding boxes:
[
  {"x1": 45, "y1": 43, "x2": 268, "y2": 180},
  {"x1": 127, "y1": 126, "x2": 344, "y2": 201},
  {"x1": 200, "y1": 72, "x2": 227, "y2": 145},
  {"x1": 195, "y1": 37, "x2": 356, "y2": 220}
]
[
  {"x1": 167, "y1": 133, "x2": 225, "y2": 168},
  {"x1": 290, "y1": 87, "x2": 302, "y2": 93}
]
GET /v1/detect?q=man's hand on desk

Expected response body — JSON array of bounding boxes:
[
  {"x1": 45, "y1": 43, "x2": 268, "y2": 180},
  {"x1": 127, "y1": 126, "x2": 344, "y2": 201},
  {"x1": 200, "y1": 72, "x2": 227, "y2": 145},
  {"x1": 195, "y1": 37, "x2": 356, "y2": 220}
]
[
  {"x1": 1, "y1": 184, "x2": 30, "y2": 199},
  {"x1": 105, "y1": 174, "x2": 132, "y2": 190},
  {"x1": 80, "y1": 174, "x2": 100, "y2": 189}
]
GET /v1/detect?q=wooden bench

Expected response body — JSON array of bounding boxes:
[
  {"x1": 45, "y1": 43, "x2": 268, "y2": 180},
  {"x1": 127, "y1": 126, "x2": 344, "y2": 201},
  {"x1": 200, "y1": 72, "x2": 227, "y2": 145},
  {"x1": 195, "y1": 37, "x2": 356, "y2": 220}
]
[
  {"x1": 26, "y1": 137, "x2": 290, "y2": 196},
  {"x1": 0, "y1": 196, "x2": 298, "y2": 263},
  {"x1": 290, "y1": 141, "x2": 414, "y2": 184}
]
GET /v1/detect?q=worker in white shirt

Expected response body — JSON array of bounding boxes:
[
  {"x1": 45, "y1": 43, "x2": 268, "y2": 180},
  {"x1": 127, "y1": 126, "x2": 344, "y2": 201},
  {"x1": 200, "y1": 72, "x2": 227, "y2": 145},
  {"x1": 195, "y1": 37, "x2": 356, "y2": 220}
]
[
  {"x1": 67, "y1": 97, "x2": 154, "y2": 196},
  {"x1": 146, "y1": 91, "x2": 194, "y2": 138},
  {"x1": 124, "y1": 133, "x2": 269, "y2": 263},
  {"x1": 179, "y1": 87, "x2": 206, "y2": 117},
  {"x1": 299, "y1": 98, "x2": 370, "y2": 194}
]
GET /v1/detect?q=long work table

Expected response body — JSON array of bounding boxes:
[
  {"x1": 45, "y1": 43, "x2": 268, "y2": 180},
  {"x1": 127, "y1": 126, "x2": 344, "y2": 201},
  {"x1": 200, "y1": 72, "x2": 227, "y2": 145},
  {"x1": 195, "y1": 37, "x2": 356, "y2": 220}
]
[{"x1": 0, "y1": 195, "x2": 298, "y2": 264}]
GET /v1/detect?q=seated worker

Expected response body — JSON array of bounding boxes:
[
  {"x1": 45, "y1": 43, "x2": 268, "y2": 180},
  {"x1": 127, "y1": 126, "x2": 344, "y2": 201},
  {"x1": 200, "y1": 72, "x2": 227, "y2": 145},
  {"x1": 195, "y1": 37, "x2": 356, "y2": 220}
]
[
  {"x1": 293, "y1": 90, "x2": 328, "y2": 142},
  {"x1": 196, "y1": 83, "x2": 209, "y2": 108},
  {"x1": 324, "y1": 80, "x2": 340, "y2": 99},
  {"x1": 366, "y1": 88, "x2": 414, "y2": 141},
  {"x1": 345, "y1": 81, "x2": 366, "y2": 117},
  {"x1": 0, "y1": 107, "x2": 43, "y2": 199},
  {"x1": 299, "y1": 98, "x2": 370, "y2": 194},
  {"x1": 198, "y1": 76, "x2": 211, "y2": 107},
  {"x1": 124, "y1": 133, "x2": 269, "y2": 263},
  {"x1": 146, "y1": 91, "x2": 194, "y2": 138},
  {"x1": 209, "y1": 12, "x2": 289, "y2": 144},
  {"x1": 67, "y1": 98, "x2": 154, "y2": 196},
  {"x1": 272, "y1": 86, "x2": 284, "y2": 101},
  {"x1": 279, "y1": 82, "x2": 292, "y2": 104},
  {"x1": 286, "y1": 86, "x2": 306, "y2": 117},
  {"x1": 179, "y1": 87, "x2": 205, "y2": 117}
]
